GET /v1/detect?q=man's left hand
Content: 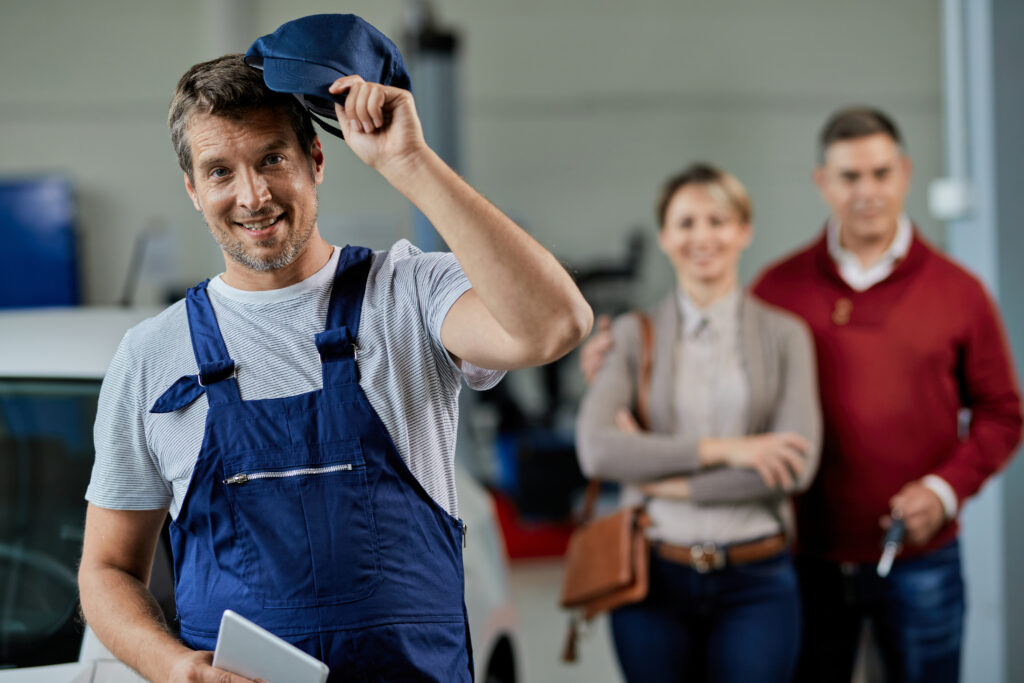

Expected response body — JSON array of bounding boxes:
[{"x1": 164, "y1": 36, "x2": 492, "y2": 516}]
[
  {"x1": 886, "y1": 480, "x2": 947, "y2": 546},
  {"x1": 329, "y1": 75, "x2": 426, "y2": 174}
]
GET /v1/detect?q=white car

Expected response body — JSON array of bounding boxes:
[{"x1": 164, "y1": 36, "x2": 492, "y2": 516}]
[{"x1": 0, "y1": 307, "x2": 517, "y2": 682}]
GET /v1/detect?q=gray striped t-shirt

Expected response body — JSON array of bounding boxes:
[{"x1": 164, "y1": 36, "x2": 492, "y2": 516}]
[{"x1": 86, "y1": 241, "x2": 503, "y2": 519}]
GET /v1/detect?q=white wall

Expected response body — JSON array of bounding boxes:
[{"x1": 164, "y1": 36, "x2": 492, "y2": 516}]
[
  {"x1": 0, "y1": 0, "x2": 941, "y2": 308},
  {"x1": 452, "y1": 0, "x2": 943, "y2": 305},
  {"x1": 1, "y1": 1, "x2": 203, "y2": 305}
]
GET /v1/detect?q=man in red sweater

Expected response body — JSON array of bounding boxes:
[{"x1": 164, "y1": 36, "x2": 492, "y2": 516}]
[{"x1": 751, "y1": 107, "x2": 1022, "y2": 682}]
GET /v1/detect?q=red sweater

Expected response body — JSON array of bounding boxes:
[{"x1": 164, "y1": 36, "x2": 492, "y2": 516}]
[{"x1": 752, "y1": 229, "x2": 1022, "y2": 562}]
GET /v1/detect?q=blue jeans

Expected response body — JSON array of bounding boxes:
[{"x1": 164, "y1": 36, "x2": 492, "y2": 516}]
[
  {"x1": 794, "y1": 539, "x2": 965, "y2": 683},
  {"x1": 610, "y1": 548, "x2": 801, "y2": 683}
]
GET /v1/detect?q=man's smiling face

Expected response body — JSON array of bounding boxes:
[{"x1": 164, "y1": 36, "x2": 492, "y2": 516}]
[
  {"x1": 184, "y1": 106, "x2": 325, "y2": 276},
  {"x1": 814, "y1": 132, "x2": 912, "y2": 251}
]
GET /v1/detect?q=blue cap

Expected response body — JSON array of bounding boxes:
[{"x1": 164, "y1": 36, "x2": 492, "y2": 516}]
[{"x1": 245, "y1": 14, "x2": 412, "y2": 139}]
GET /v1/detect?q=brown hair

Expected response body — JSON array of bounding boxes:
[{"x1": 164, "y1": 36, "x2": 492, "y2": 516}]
[
  {"x1": 655, "y1": 162, "x2": 752, "y2": 229},
  {"x1": 168, "y1": 54, "x2": 317, "y2": 183},
  {"x1": 818, "y1": 107, "x2": 903, "y2": 163}
]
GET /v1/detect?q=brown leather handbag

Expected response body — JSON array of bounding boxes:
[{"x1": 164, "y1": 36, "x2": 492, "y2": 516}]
[{"x1": 560, "y1": 312, "x2": 654, "y2": 662}]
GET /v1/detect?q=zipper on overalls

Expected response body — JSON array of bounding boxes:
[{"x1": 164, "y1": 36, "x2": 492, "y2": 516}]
[
  {"x1": 460, "y1": 519, "x2": 468, "y2": 548},
  {"x1": 222, "y1": 462, "x2": 357, "y2": 486}
]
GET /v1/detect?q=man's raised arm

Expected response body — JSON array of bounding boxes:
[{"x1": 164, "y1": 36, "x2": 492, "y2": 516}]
[{"x1": 330, "y1": 75, "x2": 593, "y2": 371}]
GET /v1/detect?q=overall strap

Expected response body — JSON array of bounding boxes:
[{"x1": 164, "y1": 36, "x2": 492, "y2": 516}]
[
  {"x1": 184, "y1": 280, "x2": 239, "y2": 406},
  {"x1": 150, "y1": 280, "x2": 240, "y2": 413},
  {"x1": 315, "y1": 245, "x2": 373, "y2": 387}
]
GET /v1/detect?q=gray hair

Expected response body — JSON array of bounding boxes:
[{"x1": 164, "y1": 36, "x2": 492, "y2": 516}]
[{"x1": 168, "y1": 54, "x2": 317, "y2": 183}]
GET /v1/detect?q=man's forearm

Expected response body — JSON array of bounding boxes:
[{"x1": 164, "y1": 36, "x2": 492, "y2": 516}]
[
  {"x1": 381, "y1": 148, "x2": 592, "y2": 363},
  {"x1": 80, "y1": 564, "x2": 192, "y2": 682}
]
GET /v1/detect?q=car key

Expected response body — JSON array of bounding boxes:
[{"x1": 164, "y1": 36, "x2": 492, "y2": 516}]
[{"x1": 877, "y1": 516, "x2": 906, "y2": 578}]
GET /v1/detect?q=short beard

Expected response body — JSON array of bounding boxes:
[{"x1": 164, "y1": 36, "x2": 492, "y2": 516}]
[
  {"x1": 221, "y1": 221, "x2": 313, "y2": 272},
  {"x1": 204, "y1": 193, "x2": 318, "y2": 272}
]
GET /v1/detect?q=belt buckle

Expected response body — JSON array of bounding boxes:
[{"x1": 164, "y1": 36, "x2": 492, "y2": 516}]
[{"x1": 690, "y1": 542, "x2": 725, "y2": 573}]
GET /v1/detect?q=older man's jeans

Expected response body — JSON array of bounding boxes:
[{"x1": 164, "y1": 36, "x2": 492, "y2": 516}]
[
  {"x1": 609, "y1": 549, "x2": 801, "y2": 683},
  {"x1": 795, "y1": 539, "x2": 965, "y2": 683}
]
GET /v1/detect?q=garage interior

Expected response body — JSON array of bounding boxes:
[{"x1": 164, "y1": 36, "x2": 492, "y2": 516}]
[{"x1": 2, "y1": 1, "x2": 1024, "y2": 681}]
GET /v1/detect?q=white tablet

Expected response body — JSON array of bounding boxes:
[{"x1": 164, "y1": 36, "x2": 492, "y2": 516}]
[{"x1": 212, "y1": 610, "x2": 329, "y2": 683}]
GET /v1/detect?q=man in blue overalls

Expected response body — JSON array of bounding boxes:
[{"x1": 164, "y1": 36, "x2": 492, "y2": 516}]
[{"x1": 77, "y1": 15, "x2": 592, "y2": 683}]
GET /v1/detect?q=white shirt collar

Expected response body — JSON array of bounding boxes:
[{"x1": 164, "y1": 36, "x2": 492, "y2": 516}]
[
  {"x1": 676, "y1": 287, "x2": 741, "y2": 338},
  {"x1": 208, "y1": 246, "x2": 341, "y2": 304},
  {"x1": 827, "y1": 214, "x2": 912, "y2": 291}
]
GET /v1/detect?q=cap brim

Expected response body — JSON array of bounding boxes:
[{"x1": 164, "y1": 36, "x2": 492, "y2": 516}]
[
  {"x1": 255, "y1": 57, "x2": 350, "y2": 139},
  {"x1": 260, "y1": 57, "x2": 346, "y2": 103}
]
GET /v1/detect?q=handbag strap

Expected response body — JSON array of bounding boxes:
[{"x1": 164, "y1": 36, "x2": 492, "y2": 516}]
[
  {"x1": 634, "y1": 311, "x2": 655, "y2": 431},
  {"x1": 579, "y1": 311, "x2": 654, "y2": 523}
]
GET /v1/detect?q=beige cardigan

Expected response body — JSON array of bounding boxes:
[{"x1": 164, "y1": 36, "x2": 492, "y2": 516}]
[{"x1": 575, "y1": 291, "x2": 822, "y2": 542}]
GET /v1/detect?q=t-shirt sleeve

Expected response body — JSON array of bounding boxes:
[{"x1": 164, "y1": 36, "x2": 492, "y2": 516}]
[
  {"x1": 86, "y1": 329, "x2": 173, "y2": 510},
  {"x1": 409, "y1": 246, "x2": 505, "y2": 391}
]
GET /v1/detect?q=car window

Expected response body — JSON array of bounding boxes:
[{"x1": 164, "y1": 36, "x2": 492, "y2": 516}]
[{"x1": 0, "y1": 379, "x2": 99, "y2": 668}]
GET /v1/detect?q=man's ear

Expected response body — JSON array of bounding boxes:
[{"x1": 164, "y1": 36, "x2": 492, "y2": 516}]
[
  {"x1": 812, "y1": 166, "x2": 826, "y2": 193},
  {"x1": 901, "y1": 155, "x2": 914, "y2": 184},
  {"x1": 311, "y1": 137, "x2": 325, "y2": 185},
  {"x1": 184, "y1": 173, "x2": 202, "y2": 212}
]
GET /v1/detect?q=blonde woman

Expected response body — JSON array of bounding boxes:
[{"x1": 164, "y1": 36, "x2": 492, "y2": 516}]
[{"x1": 576, "y1": 163, "x2": 821, "y2": 682}]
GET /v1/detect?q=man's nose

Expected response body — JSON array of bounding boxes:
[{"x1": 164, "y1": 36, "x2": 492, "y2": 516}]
[
  {"x1": 236, "y1": 170, "x2": 271, "y2": 211},
  {"x1": 854, "y1": 177, "x2": 881, "y2": 199}
]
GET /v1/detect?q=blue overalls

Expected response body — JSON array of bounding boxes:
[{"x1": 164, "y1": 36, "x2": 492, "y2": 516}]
[{"x1": 151, "y1": 246, "x2": 473, "y2": 681}]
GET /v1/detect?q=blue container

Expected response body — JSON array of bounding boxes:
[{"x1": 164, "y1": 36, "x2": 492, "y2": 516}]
[{"x1": 0, "y1": 176, "x2": 79, "y2": 308}]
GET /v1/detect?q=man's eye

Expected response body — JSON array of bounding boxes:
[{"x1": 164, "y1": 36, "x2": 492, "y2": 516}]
[
  {"x1": 210, "y1": 168, "x2": 229, "y2": 178},
  {"x1": 265, "y1": 154, "x2": 284, "y2": 165}
]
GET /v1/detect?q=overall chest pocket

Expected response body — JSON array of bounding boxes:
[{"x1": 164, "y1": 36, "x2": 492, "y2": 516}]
[{"x1": 221, "y1": 439, "x2": 382, "y2": 607}]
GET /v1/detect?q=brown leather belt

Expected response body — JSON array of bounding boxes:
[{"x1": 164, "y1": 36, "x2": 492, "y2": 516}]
[{"x1": 656, "y1": 534, "x2": 788, "y2": 573}]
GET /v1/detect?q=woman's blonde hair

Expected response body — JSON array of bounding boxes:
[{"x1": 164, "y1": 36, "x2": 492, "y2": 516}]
[{"x1": 655, "y1": 162, "x2": 752, "y2": 228}]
